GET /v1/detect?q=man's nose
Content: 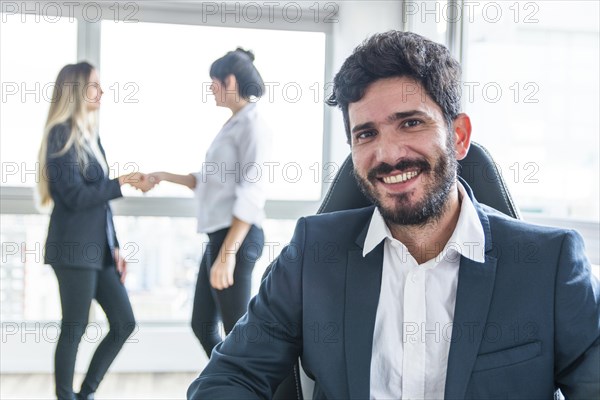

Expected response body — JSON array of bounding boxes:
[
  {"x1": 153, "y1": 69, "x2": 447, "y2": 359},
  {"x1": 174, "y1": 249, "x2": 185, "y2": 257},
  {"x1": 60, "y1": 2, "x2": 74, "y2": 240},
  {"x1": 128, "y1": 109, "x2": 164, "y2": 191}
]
[{"x1": 374, "y1": 130, "x2": 408, "y2": 165}]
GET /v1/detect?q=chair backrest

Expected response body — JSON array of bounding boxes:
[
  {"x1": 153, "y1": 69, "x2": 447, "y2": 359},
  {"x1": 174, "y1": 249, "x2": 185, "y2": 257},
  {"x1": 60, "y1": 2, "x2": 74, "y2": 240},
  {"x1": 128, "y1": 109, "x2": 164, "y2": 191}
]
[
  {"x1": 270, "y1": 142, "x2": 520, "y2": 400},
  {"x1": 318, "y1": 141, "x2": 520, "y2": 219}
]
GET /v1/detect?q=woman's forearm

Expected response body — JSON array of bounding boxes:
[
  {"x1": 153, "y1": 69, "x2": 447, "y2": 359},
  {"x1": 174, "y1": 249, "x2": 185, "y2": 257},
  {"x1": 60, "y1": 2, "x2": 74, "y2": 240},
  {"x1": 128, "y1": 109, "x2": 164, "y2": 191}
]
[
  {"x1": 218, "y1": 217, "x2": 252, "y2": 261},
  {"x1": 152, "y1": 172, "x2": 196, "y2": 189}
]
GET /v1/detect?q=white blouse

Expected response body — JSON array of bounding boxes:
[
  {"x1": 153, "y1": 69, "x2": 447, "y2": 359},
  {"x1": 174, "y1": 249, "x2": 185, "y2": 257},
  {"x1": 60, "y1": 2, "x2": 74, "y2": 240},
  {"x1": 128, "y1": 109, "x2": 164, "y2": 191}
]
[{"x1": 192, "y1": 103, "x2": 272, "y2": 233}]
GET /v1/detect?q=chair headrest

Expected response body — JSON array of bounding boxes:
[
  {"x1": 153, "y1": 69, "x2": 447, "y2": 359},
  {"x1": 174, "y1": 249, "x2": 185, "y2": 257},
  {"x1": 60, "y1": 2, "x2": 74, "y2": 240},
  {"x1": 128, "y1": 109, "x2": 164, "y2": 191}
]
[{"x1": 318, "y1": 142, "x2": 520, "y2": 219}]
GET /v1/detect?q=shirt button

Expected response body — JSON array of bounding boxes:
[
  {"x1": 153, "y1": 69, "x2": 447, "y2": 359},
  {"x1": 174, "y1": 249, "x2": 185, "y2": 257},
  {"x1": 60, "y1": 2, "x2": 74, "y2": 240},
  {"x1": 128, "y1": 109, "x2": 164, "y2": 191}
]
[{"x1": 411, "y1": 272, "x2": 418, "y2": 283}]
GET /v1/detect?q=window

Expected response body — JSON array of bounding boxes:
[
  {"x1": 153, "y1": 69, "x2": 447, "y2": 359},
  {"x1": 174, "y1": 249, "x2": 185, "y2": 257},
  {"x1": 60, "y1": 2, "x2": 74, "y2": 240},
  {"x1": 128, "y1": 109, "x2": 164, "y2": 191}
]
[
  {"x1": 403, "y1": 0, "x2": 449, "y2": 45},
  {"x1": 0, "y1": 214, "x2": 59, "y2": 321},
  {"x1": 0, "y1": 214, "x2": 297, "y2": 322},
  {"x1": 1, "y1": 15, "x2": 327, "y2": 323},
  {"x1": 0, "y1": 14, "x2": 77, "y2": 322},
  {"x1": 100, "y1": 21, "x2": 326, "y2": 200},
  {"x1": 462, "y1": 0, "x2": 599, "y2": 220},
  {"x1": 111, "y1": 216, "x2": 297, "y2": 322},
  {"x1": 0, "y1": 13, "x2": 78, "y2": 187}
]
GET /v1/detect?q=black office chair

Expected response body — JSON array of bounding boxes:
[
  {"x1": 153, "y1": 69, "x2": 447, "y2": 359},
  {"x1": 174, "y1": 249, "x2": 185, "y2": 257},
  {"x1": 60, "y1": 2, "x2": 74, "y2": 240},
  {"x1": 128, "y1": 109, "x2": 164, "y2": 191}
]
[
  {"x1": 317, "y1": 141, "x2": 520, "y2": 218},
  {"x1": 269, "y1": 141, "x2": 520, "y2": 399}
]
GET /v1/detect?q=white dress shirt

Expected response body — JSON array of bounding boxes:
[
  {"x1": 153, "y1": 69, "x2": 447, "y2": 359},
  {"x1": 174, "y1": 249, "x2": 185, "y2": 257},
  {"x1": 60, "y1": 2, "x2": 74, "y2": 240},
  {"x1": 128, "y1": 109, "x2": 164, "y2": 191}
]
[
  {"x1": 192, "y1": 103, "x2": 272, "y2": 233},
  {"x1": 368, "y1": 183, "x2": 485, "y2": 400}
]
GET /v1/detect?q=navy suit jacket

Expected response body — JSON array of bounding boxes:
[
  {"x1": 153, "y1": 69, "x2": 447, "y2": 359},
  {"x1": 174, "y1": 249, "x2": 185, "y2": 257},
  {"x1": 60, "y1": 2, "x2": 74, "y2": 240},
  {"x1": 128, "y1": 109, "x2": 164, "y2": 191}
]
[
  {"x1": 188, "y1": 183, "x2": 600, "y2": 399},
  {"x1": 44, "y1": 122, "x2": 122, "y2": 269}
]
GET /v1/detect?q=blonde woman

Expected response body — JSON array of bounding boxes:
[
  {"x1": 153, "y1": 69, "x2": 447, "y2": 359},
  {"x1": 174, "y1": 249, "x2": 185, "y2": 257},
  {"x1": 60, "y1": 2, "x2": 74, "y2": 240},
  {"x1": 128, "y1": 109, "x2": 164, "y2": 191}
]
[{"x1": 37, "y1": 62, "x2": 153, "y2": 400}]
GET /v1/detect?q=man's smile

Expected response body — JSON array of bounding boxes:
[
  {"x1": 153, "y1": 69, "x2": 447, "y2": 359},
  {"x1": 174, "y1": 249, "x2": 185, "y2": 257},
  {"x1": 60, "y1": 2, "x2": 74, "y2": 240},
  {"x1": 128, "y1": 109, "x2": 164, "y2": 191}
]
[{"x1": 379, "y1": 170, "x2": 420, "y2": 184}]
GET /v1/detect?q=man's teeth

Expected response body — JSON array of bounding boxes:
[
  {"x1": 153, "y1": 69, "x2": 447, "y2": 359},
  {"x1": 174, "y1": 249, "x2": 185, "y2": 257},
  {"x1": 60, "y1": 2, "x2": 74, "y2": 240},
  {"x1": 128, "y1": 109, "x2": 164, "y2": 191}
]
[{"x1": 382, "y1": 171, "x2": 418, "y2": 184}]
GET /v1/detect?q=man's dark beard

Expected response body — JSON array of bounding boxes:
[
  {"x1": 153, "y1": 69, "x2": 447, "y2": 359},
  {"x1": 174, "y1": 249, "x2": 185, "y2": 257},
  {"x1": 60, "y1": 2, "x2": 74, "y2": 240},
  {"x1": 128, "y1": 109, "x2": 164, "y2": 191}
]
[{"x1": 354, "y1": 143, "x2": 457, "y2": 226}]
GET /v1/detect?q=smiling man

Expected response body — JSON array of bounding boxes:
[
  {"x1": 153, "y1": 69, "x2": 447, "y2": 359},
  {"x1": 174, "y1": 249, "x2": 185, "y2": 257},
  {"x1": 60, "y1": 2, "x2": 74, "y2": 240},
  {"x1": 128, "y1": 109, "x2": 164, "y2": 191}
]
[
  {"x1": 188, "y1": 31, "x2": 600, "y2": 400},
  {"x1": 349, "y1": 76, "x2": 469, "y2": 264}
]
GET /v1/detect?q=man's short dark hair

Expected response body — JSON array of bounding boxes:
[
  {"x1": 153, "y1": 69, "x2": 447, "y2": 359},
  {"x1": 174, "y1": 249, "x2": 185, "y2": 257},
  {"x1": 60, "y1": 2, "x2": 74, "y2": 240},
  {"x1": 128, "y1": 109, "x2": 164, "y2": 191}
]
[{"x1": 326, "y1": 31, "x2": 462, "y2": 142}]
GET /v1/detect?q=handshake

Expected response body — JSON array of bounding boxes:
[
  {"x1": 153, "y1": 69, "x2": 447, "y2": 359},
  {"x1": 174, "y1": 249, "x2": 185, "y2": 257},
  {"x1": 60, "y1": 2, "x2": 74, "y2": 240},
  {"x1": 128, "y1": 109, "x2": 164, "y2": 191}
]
[{"x1": 119, "y1": 172, "x2": 166, "y2": 193}]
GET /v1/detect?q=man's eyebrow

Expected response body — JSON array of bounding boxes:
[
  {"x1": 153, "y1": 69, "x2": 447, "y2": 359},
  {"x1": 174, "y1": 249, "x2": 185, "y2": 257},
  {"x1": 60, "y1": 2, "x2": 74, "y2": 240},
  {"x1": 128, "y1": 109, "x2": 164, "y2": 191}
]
[
  {"x1": 351, "y1": 110, "x2": 432, "y2": 134},
  {"x1": 351, "y1": 122, "x2": 376, "y2": 134},
  {"x1": 386, "y1": 110, "x2": 431, "y2": 123}
]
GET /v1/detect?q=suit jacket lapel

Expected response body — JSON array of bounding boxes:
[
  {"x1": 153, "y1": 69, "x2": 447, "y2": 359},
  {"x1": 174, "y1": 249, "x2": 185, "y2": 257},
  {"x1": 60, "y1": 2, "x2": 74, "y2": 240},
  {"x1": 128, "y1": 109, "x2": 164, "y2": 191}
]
[
  {"x1": 444, "y1": 254, "x2": 497, "y2": 399},
  {"x1": 344, "y1": 225, "x2": 384, "y2": 400},
  {"x1": 445, "y1": 183, "x2": 498, "y2": 399}
]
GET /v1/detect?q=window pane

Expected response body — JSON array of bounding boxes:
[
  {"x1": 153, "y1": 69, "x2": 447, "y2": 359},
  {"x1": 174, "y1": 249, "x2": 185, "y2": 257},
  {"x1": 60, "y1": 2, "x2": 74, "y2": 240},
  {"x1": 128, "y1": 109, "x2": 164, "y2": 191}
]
[
  {"x1": 0, "y1": 14, "x2": 78, "y2": 187},
  {"x1": 109, "y1": 217, "x2": 297, "y2": 322},
  {"x1": 405, "y1": 0, "x2": 448, "y2": 45},
  {"x1": 0, "y1": 214, "x2": 60, "y2": 321},
  {"x1": 463, "y1": 1, "x2": 599, "y2": 220},
  {"x1": 99, "y1": 22, "x2": 326, "y2": 200},
  {"x1": 1, "y1": 214, "x2": 297, "y2": 322}
]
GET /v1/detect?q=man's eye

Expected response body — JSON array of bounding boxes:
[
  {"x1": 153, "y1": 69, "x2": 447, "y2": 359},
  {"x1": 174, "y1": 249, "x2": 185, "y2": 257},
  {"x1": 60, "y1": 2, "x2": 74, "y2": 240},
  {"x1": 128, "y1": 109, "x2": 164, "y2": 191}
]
[
  {"x1": 403, "y1": 119, "x2": 422, "y2": 128},
  {"x1": 355, "y1": 130, "x2": 376, "y2": 141}
]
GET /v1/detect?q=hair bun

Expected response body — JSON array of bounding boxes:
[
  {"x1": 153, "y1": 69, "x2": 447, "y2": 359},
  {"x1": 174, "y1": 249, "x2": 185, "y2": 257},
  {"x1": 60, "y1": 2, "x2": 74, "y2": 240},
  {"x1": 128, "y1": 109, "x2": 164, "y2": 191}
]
[{"x1": 235, "y1": 47, "x2": 255, "y2": 62}]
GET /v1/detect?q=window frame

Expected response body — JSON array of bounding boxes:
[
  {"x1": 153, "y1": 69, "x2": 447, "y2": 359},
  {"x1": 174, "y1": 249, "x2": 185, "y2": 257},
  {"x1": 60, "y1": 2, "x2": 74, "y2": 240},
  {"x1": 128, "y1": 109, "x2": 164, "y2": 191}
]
[
  {"x1": 0, "y1": 1, "x2": 336, "y2": 219},
  {"x1": 1, "y1": 1, "x2": 597, "y2": 253}
]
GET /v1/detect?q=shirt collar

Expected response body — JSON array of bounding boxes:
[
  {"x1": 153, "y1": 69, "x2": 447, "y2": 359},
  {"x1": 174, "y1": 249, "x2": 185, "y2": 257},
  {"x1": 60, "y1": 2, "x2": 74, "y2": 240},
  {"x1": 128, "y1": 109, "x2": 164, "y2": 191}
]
[
  {"x1": 223, "y1": 102, "x2": 256, "y2": 129},
  {"x1": 448, "y1": 182, "x2": 486, "y2": 262},
  {"x1": 362, "y1": 182, "x2": 485, "y2": 263},
  {"x1": 363, "y1": 207, "x2": 391, "y2": 257}
]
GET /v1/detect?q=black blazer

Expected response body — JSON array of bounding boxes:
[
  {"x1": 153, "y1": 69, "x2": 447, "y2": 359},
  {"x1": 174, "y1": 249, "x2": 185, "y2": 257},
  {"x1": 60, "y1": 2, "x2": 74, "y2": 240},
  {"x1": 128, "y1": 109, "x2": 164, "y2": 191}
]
[
  {"x1": 188, "y1": 183, "x2": 600, "y2": 399},
  {"x1": 44, "y1": 121, "x2": 122, "y2": 269}
]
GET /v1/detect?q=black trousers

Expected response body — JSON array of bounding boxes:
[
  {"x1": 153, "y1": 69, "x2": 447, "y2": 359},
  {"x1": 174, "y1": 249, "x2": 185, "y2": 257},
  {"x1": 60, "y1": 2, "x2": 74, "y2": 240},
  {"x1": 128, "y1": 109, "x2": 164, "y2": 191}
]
[
  {"x1": 191, "y1": 225, "x2": 264, "y2": 357},
  {"x1": 52, "y1": 266, "x2": 135, "y2": 399}
]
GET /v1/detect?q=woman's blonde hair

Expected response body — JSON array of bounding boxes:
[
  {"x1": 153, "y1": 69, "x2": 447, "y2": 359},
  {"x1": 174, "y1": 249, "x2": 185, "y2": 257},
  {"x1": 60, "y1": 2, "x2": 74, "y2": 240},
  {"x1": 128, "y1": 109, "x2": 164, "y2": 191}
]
[{"x1": 36, "y1": 62, "x2": 99, "y2": 208}]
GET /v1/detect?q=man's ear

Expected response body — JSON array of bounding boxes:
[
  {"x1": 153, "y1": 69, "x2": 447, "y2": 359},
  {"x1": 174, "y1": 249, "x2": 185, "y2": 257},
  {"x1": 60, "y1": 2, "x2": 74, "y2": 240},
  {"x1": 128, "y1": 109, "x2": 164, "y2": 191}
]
[{"x1": 452, "y1": 113, "x2": 472, "y2": 160}]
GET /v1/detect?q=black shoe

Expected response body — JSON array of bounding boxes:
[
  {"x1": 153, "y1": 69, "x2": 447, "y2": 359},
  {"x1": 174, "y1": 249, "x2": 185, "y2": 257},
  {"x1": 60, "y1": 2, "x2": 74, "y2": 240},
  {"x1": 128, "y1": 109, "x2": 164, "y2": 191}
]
[{"x1": 75, "y1": 393, "x2": 94, "y2": 400}]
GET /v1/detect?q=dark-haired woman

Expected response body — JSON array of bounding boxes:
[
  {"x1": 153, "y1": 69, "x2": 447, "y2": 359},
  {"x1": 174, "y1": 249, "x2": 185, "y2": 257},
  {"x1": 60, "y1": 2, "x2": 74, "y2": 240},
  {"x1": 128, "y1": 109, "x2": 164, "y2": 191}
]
[
  {"x1": 37, "y1": 62, "x2": 154, "y2": 399},
  {"x1": 150, "y1": 48, "x2": 272, "y2": 356}
]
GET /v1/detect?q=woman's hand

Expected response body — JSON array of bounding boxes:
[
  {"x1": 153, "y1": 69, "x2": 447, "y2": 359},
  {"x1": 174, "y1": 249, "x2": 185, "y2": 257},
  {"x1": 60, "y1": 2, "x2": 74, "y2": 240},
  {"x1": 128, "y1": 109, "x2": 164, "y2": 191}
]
[
  {"x1": 114, "y1": 248, "x2": 127, "y2": 284},
  {"x1": 119, "y1": 172, "x2": 156, "y2": 192},
  {"x1": 148, "y1": 172, "x2": 165, "y2": 184},
  {"x1": 210, "y1": 218, "x2": 251, "y2": 290},
  {"x1": 210, "y1": 254, "x2": 236, "y2": 290},
  {"x1": 147, "y1": 172, "x2": 196, "y2": 189}
]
